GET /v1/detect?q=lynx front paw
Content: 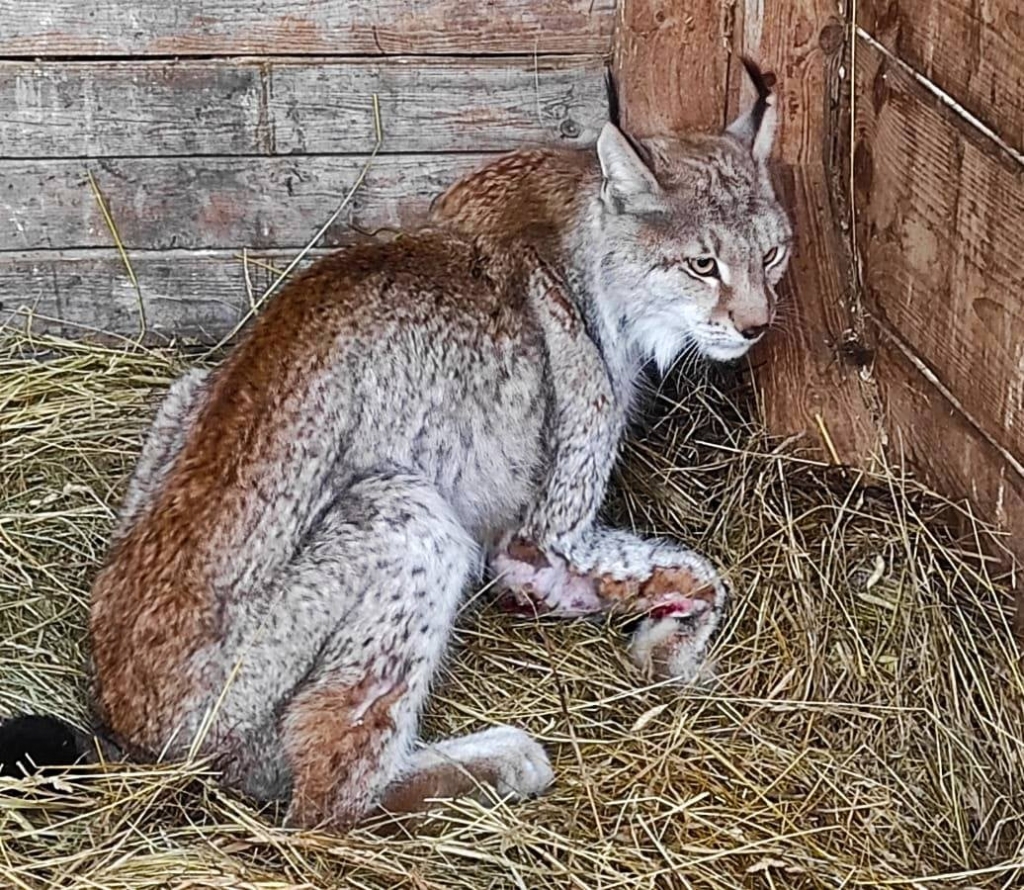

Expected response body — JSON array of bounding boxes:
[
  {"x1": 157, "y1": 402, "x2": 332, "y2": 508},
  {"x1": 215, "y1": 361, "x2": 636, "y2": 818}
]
[
  {"x1": 628, "y1": 566, "x2": 729, "y2": 683},
  {"x1": 490, "y1": 538, "x2": 603, "y2": 617}
]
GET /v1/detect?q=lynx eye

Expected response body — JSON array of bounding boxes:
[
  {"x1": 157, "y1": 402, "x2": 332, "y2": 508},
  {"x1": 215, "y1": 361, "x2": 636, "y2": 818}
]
[
  {"x1": 764, "y1": 246, "x2": 784, "y2": 268},
  {"x1": 686, "y1": 256, "x2": 719, "y2": 279}
]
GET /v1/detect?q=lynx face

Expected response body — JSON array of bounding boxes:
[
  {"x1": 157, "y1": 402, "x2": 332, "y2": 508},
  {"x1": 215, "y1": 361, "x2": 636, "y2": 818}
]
[{"x1": 591, "y1": 77, "x2": 793, "y2": 369}]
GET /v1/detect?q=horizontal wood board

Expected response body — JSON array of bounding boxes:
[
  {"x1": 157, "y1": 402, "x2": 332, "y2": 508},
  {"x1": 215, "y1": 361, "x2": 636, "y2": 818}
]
[
  {"x1": 0, "y1": 57, "x2": 609, "y2": 158},
  {"x1": 2, "y1": 155, "x2": 492, "y2": 252},
  {"x1": 1, "y1": 50, "x2": 610, "y2": 329},
  {"x1": 1, "y1": 249, "x2": 326, "y2": 342},
  {"x1": 0, "y1": 0, "x2": 616, "y2": 56}
]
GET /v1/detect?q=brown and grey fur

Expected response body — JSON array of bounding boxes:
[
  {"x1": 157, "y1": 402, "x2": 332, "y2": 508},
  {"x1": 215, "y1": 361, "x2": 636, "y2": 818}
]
[{"x1": 2, "y1": 62, "x2": 792, "y2": 829}]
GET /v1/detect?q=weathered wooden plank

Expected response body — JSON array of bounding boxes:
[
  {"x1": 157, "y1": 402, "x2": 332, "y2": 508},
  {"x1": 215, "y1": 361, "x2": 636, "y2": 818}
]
[
  {"x1": 2, "y1": 155, "x2": 491, "y2": 252},
  {"x1": 750, "y1": 165, "x2": 882, "y2": 463},
  {"x1": 873, "y1": 338, "x2": 1024, "y2": 580},
  {"x1": 0, "y1": 249, "x2": 317, "y2": 342},
  {"x1": 0, "y1": 61, "x2": 264, "y2": 158},
  {"x1": 611, "y1": 0, "x2": 729, "y2": 137},
  {"x1": 0, "y1": 0, "x2": 616, "y2": 57},
  {"x1": 728, "y1": 0, "x2": 882, "y2": 462},
  {"x1": 859, "y1": 0, "x2": 1023, "y2": 154},
  {"x1": 267, "y1": 57, "x2": 607, "y2": 155},
  {"x1": 854, "y1": 41, "x2": 1024, "y2": 461},
  {"x1": 0, "y1": 57, "x2": 609, "y2": 159}
]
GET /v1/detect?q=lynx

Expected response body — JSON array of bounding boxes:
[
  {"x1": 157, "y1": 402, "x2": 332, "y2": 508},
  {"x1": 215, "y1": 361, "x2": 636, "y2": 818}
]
[{"x1": 0, "y1": 61, "x2": 791, "y2": 829}]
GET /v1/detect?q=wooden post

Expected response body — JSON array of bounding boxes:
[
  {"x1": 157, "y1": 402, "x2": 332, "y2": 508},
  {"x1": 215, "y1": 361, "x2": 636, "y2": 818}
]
[
  {"x1": 612, "y1": 0, "x2": 730, "y2": 135},
  {"x1": 613, "y1": 0, "x2": 883, "y2": 464}
]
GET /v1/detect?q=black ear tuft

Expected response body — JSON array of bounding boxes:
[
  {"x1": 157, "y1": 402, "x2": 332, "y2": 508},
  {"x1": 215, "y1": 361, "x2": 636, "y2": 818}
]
[
  {"x1": 603, "y1": 65, "x2": 654, "y2": 169},
  {"x1": 739, "y1": 57, "x2": 776, "y2": 134},
  {"x1": 605, "y1": 65, "x2": 623, "y2": 129},
  {"x1": 740, "y1": 56, "x2": 776, "y2": 100},
  {"x1": 726, "y1": 56, "x2": 780, "y2": 160}
]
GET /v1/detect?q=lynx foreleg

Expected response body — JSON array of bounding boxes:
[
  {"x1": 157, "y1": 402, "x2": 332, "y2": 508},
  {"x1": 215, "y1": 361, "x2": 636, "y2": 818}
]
[
  {"x1": 493, "y1": 528, "x2": 728, "y2": 683},
  {"x1": 490, "y1": 264, "x2": 728, "y2": 682}
]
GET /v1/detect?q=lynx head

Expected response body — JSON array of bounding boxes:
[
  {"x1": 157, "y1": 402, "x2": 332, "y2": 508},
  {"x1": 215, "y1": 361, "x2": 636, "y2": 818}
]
[{"x1": 592, "y1": 59, "x2": 792, "y2": 368}]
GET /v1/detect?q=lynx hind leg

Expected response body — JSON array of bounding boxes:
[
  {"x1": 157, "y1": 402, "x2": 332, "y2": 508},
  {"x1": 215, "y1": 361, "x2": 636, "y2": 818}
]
[
  {"x1": 116, "y1": 367, "x2": 210, "y2": 535},
  {"x1": 274, "y1": 473, "x2": 552, "y2": 829},
  {"x1": 378, "y1": 725, "x2": 554, "y2": 817}
]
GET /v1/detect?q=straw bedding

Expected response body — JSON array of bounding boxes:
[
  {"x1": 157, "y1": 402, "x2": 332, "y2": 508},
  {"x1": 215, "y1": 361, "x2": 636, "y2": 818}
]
[{"x1": 1, "y1": 322, "x2": 1022, "y2": 889}]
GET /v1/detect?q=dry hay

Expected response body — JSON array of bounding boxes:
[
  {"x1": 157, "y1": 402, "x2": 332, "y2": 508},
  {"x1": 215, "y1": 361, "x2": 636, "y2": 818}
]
[{"x1": 1, "y1": 322, "x2": 1022, "y2": 890}]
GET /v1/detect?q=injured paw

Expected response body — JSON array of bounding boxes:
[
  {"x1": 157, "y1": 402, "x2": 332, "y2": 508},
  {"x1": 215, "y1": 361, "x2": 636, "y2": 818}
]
[
  {"x1": 600, "y1": 565, "x2": 721, "y2": 613},
  {"x1": 628, "y1": 577, "x2": 727, "y2": 683},
  {"x1": 607, "y1": 561, "x2": 728, "y2": 683},
  {"x1": 490, "y1": 538, "x2": 604, "y2": 617}
]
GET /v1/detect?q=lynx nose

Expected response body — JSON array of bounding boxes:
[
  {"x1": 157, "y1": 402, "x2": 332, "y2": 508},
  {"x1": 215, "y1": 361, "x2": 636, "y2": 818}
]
[{"x1": 739, "y1": 323, "x2": 769, "y2": 341}]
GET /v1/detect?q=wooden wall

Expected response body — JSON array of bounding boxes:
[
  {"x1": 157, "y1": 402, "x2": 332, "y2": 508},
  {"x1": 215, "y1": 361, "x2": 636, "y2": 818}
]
[
  {"x1": 853, "y1": 3, "x2": 1024, "y2": 570},
  {"x1": 615, "y1": 0, "x2": 883, "y2": 462},
  {"x1": 0, "y1": 0, "x2": 612, "y2": 340}
]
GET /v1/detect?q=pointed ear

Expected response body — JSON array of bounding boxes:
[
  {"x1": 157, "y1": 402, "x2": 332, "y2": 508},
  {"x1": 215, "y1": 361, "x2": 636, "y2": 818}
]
[
  {"x1": 596, "y1": 122, "x2": 661, "y2": 207},
  {"x1": 726, "y1": 57, "x2": 779, "y2": 163}
]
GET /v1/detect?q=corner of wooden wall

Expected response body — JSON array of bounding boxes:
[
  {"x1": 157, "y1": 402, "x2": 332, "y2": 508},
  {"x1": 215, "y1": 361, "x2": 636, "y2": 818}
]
[
  {"x1": 613, "y1": 0, "x2": 885, "y2": 466},
  {"x1": 852, "y1": 0, "x2": 1024, "y2": 592}
]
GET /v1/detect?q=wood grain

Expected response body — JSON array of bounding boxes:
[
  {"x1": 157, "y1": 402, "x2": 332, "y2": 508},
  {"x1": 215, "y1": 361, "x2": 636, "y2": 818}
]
[
  {"x1": 726, "y1": 1, "x2": 847, "y2": 168},
  {"x1": 749, "y1": 165, "x2": 882, "y2": 462},
  {"x1": 728, "y1": 0, "x2": 882, "y2": 462},
  {"x1": 854, "y1": 41, "x2": 1024, "y2": 461},
  {"x1": 611, "y1": 0, "x2": 730, "y2": 137},
  {"x1": 2, "y1": 155, "x2": 490, "y2": 252},
  {"x1": 873, "y1": 336, "x2": 1024, "y2": 572},
  {"x1": 0, "y1": 0, "x2": 616, "y2": 57},
  {"x1": 858, "y1": 0, "x2": 1023, "y2": 154},
  {"x1": 0, "y1": 57, "x2": 608, "y2": 159},
  {"x1": 0, "y1": 249, "x2": 321, "y2": 342}
]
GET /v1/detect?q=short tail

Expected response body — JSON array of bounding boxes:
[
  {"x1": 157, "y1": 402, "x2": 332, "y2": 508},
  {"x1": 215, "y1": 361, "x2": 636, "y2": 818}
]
[{"x1": 0, "y1": 715, "x2": 92, "y2": 778}]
